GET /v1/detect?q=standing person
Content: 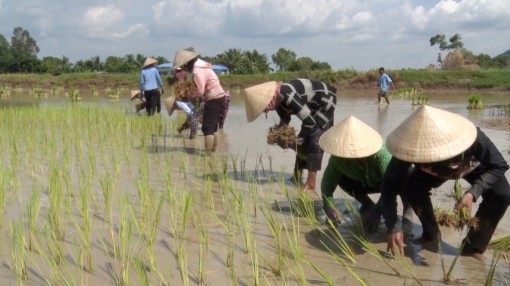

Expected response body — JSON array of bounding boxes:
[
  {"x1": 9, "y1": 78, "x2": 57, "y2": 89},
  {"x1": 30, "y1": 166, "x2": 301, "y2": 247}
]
[
  {"x1": 172, "y1": 49, "x2": 226, "y2": 159},
  {"x1": 244, "y1": 79, "x2": 336, "y2": 195},
  {"x1": 377, "y1": 67, "x2": 394, "y2": 104},
  {"x1": 140, "y1": 57, "x2": 164, "y2": 116},
  {"x1": 319, "y1": 115, "x2": 413, "y2": 230},
  {"x1": 381, "y1": 105, "x2": 510, "y2": 261}
]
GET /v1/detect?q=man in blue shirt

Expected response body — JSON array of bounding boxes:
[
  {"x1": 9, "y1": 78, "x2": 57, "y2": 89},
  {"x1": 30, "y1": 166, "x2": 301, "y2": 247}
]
[{"x1": 377, "y1": 67, "x2": 394, "y2": 104}]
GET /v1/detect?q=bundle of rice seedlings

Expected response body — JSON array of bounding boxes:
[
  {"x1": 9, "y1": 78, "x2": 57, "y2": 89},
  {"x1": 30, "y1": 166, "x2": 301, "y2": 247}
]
[
  {"x1": 488, "y1": 234, "x2": 510, "y2": 251},
  {"x1": 434, "y1": 206, "x2": 479, "y2": 231},
  {"x1": 267, "y1": 124, "x2": 296, "y2": 148},
  {"x1": 452, "y1": 179, "x2": 479, "y2": 231},
  {"x1": 173, "y1": 80, "x2": 195, "y2": 101}
]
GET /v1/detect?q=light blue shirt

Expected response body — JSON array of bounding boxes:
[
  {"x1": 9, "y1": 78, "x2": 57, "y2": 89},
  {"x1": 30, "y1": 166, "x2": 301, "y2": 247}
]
[
  {"x1": 140, "y1": 67, "x2": 163, "y2": 93},
  {"x1": 378, "y1": 73, "x2": 392, "y2": 92}
]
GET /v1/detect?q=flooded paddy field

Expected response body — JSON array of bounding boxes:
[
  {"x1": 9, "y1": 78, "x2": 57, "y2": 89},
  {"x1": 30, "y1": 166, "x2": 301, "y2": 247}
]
[{"x1": 0, "y1": 87, "x2": 509, "y2": 285}]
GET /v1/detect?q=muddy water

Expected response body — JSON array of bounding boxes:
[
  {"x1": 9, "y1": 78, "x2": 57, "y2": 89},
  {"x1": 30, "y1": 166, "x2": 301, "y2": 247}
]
[
  {"x1": 225, "y1": 89, "x2": 510, "y2": 284},
  {"x1": 1, "y1": 88, "x2": 510, "y2": 285}
]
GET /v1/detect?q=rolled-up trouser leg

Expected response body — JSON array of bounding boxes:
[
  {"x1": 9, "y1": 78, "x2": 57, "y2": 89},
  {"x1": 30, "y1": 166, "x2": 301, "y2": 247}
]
[
  {"x1": 407, "y1": 169, "x2": 446, "y2": 240},
  {"x1": 463, "y1": 175, "x2": 510, "y2": 253}
]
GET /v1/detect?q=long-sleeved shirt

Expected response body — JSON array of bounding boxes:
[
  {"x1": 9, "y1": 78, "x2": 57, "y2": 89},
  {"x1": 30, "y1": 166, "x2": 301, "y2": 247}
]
[
  {"x1": 276, "y1": 79, "x2": 337, "y2": 139},
  {"x1": 190, "y1": 59, "x2": 225, "y2": 101},
  {"x1": 322, "y1": 146, "x2": 392, "y2": 198},
  {"x1": 381, "y1": 127, "x2": 509, "y2": 233},
  {"x1": 140, "y1": 67, "x2": 163, "y2": 93}
]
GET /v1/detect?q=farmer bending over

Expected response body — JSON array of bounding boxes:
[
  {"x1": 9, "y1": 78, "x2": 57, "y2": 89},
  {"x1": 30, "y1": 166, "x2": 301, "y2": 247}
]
[{"x1": 244, "y1": 79, "x2": 336, "y2": 196}]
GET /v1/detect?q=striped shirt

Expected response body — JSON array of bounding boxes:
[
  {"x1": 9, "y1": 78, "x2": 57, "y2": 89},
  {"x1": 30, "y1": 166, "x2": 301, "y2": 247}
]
[{"x1": 276, "y1": 79, "x2": 337, "y2": 138}]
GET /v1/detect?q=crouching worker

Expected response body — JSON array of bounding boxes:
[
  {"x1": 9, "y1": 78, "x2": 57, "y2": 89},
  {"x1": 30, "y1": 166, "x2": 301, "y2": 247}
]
[
  {"x1": 381, "y1": 105, "x2": 510, "y2": 261},
  {"x1": 130, "y1": 90, "x2": 146, "y2": 113},
  {"x1": 319, "y1": 115, "x2": 413, "y2": 230},
  {"x1": 244, "y1": 79, "x2": 336, "y2": 196}
]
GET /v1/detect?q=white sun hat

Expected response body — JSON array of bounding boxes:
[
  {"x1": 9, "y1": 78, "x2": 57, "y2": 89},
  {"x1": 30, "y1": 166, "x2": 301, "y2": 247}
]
[
  {"x1": 130, "y1": 90, "x2": 140, "y2": 101},
  {"x1": 243, "y1": 81, "x2": 278, "y2": 122},
  {"x1": 386, "y1": 105, "x2": 477, "y2": 163},
  {"x1": 172, "y1": 50, "x2": 200, "y2": 70},
  {"x1": 143, "y1": 57, "x2": 158, "y2": 68},
  {"x1": 319, "y1": 115, "x2": 383, "y2": 158}
]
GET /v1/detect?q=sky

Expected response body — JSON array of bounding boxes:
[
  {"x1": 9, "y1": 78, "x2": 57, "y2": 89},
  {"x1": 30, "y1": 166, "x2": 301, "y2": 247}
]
[{"x1": 1, "y1": 0, "x2": 509, "y2": 71}]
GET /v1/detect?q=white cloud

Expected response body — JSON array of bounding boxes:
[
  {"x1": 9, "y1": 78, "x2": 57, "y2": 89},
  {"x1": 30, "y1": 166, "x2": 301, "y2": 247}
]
[
  {"x1": 112, "y1": 24, "x2": 149, "y2": 39},
  {"x1": 1, "y1": 0, "x2": 509, "y2": 70},
  {"x1": 81, "y1": 5, "x2": 125, "y2": 37}
]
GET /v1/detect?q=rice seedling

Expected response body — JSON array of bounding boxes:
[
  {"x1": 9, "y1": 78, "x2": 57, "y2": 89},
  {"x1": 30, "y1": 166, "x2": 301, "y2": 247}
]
[
  {"x1": 48, "y1": 167, "x2": 64, "y2": 241},
  {"x1": 468, "y1": 93, "x2": 484, "y2": 109},
  {"x1": 342, "y1": 197, "x2": 365, "y2": 237},
  {"x1": 27, "y1": 186, "x2": 42, "y2": 252},
  {"x1": 0, "y1": 169, "x2": 10, "y2": 228},
  {"x1": 77, "y1": 185, "x2": 93, "y2": 273},
  {"x1": 439, "y1": 238, "x2": 466, "y2": 284},
  {"x1": 392, "y1": 253, "x2": 424, "y2": 286},
  {"x1": 354, "y1": 235, "x2": 400, "y2": 276},
  {"x1": 250, "y1": 239, "x2": 261, "y2": 286},
  {"x1": 258, "y1": 202, "x2": 285, "y2": 277},
  {"x1": 317, "y1": 219, "x2": 357, "y2": 263},
  {"x1": 301, "y1": 255, "x2": 334, "y2": 285},
  {"x1": 197, "y1": 232, "x2": 207, "y2": 285},
  {"x1": 145, "y1": 193, "x2": 164, "y2": 272},
  {"x1": 230, "y1": 153, "x2": 239, "y2": 179},
  {"x1": 9, "y1": 219, "x2": 28, "y2": 283},
  {"x1": 133, "y1": 257, "x2": 150, "y2": 286},
  {"x1": 485, "y1": 249, "x2": 503, "y2": 286},
  {"x1": 176, "y1": 244, "x2": 190, "y2": 286},
  {"x1": 322, "y1": 242, "x2": 368, "y2": 286},
  {"x1": 119, "y1": 197, "x2": 136, "y2": 286},
  {"x1": 489, "y1": 234, "x2": 510, "y2": 251},
  {"x1": 283, "y1": 215, "x2": 309, "y2": 285}
]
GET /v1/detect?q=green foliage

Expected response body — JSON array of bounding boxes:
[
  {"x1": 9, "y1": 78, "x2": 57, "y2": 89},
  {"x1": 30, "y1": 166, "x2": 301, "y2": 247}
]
[{"x1": 468, "y1": 93, "x2": 484, "y2": 109}]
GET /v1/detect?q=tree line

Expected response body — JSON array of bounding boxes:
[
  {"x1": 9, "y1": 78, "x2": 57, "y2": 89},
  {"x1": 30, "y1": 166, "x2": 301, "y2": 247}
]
[
  {"x1": 429, "y1": 33, "x2": 510, "y2": 69},
  {"x1": 0, "y1": 27, "x2": 331, "y2": 75},
  {"x1": 1, "y1": 27, "x2": 508, "y2": 75}
]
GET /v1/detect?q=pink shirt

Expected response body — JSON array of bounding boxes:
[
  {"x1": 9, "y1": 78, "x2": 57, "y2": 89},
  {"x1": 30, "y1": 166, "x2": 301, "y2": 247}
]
[{"x1": 191, "y1": 59, "x2": 225, "y2": 101}]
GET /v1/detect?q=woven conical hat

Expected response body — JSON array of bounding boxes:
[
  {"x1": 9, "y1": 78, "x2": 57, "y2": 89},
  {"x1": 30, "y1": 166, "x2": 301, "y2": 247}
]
[
  {"x1": 173, "y1": 50, "x2": 200, "y2": 70},
  {"x1": 130, "y1": 90, "x2": 140, "y2": 101},
  {"x1": 143, "y1": 57, "x2": 157, "y2": 68},
  {"x1": 386, "y1": 105, "x2": 476, "y2": 163},
  {"x1": 164, "y1": 96, "x2": 176, "y2": 116},
  {"x1": 244, "y1": 81, "x2": 278, "y2": 122},
  {"x1": 319, "y1": 115, "x2": 383, "y2": 158}
]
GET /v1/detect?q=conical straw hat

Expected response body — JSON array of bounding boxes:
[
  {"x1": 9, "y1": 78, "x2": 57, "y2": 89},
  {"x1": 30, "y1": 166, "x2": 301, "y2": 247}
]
[
  {"x1": 173, "y1": 50, "x2": 200, "y2": 70},
  {"x1": 164, "y1": 96, "x2": 176, "y2": 116},
  {"x1": 130, "y1": 90, "x2": 140, "y2": 101},
  {"x1": 386, "y1": 105, "x2": 476, "y2": 163},
  {"x1": 319, "y1": 115, "x2": 383, "y2": 158},
  {"x1": 143, "y1": 57, "x2": 157, "y2": 68},
  {"x1": 244, "y1": 81, "x2": 278, "y2": 122}
]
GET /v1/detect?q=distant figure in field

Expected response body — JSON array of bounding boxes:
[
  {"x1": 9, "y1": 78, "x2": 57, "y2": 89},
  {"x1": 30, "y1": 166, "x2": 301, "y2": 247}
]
[
  {"x1": 377, "y1": 67, "x2": 394, "y2": 104},
  {"x1": 140, "y1": 57, "x2": 164, "y2": 116}
]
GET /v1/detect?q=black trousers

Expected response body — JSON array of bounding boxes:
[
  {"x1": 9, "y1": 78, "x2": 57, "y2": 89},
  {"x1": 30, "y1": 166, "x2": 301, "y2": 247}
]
[
  {"x1": 145, "y1": 89, "x2": 160, "y2": 116},
  {"x1": 406, "y1": 169, "x2": 510, "y2": 252},
  {"x1": 202, "y1": 97, "x2": 225, "y2": 135}
]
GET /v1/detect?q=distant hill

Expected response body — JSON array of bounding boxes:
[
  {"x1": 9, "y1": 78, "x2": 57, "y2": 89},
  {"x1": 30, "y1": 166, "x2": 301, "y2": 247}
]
[{"x1": 497, "y1": 49, "x2": 510, "y2": 58}]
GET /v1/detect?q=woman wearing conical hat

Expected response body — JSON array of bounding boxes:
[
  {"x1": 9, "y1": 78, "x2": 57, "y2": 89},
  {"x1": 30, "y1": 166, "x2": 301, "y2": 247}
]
[
  {"x1": 172, "y1": 49, "x2": 227, "y2": 160},
  {"x1": 381, "y1": 105, "x2": 510, "y2": 261},
  {"x1": 244, "y1": 79, "x2": 337, "y2": 194},
  {"x1": 140, "y1": 57, "x2": 164, "y2": 116},
  {"x1": 319, "y1": 115, "x2": 413, "y2": 230}
]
